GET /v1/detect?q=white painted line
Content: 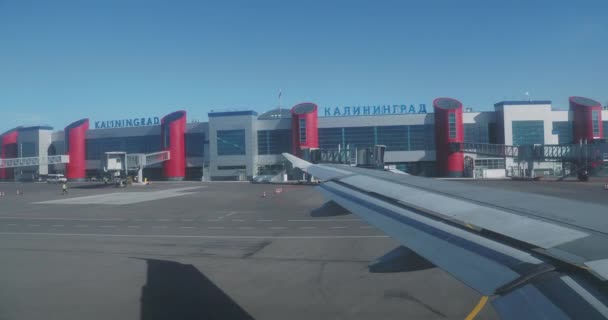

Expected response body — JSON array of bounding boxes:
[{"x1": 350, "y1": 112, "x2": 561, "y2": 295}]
[
  {"x1": 100, "y1": 226, "x2": 115, "y2": 228},
  {"x1": 127, "y1": 226, "x2": 140, "y2": 229},
  {"x1": 76, "y1": 225, "x2": 89, "y2": 228},
  {"x1": 134, "y1": 219, "x2": 147, "y2": 222},
  {"x1": 28, "y1": 224, "x2": 40, "y2": 227},
  {"x1": 6, "y1": 224, "x2": 17, "y2": 226},
  {"x1": 238, "y1": 226, "x2": 254, "y2": 230},
  {"x1": 231, "y1": 219, "x2": 245, "y2": 222},
  {"x1": 207, "y1": 219, "x2": 220, "y2": 222},
  {"x1": 359, "y1": 226, "x2": 373, "y2": 229},
  {"x1": 0, "y1": 232, "x2": 389, "y2": 239},
  {"x1": 180, "y1": 226, "x2": 195, "y2": 229},
  {"x1": 181, "y1": 219, "x2": 194, "y2": 222},
  {"x1": 52, "y1": 225, "x2": 65, "y2": 227},
  {"x1": 156, "y1": 219, "x2": 171, "y2": 222},
  {"x1": 0, "y1": 217, "x2": 123, "y2": 221},
  {"x1": 299, "y1": 226, "x2": 317, "y2": 229},
  {"x1": 152, "y1": 226, "x2": 167, "y2": 229},
  {"x1": 257, "y1": 219, "x2": 272, "y2": 222},
  {"x1": 331, "y1": 226, "x2": 347, "y2": 229},
  {"x1": 208, "y1": 226, "x2": 225, "y2": 229},
  {"x1": 269, "y1": 226, "x2": 287, "y2": 230},
  {"x1": 288, "y1": 219, "x2": 361, "y2": 222}
]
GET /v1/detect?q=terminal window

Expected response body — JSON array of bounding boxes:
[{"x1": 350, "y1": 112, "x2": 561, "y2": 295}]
[
  {"x1": 448, "y1": 113, "x2": 457, "y2": 139},
  {"x1": 552, "y1": 121, "x2": 572, "y2": 144},
  {"x1": 299, "y1": 119, "x2": 307, "y2": 143},
  {"x1": 604, "y1": 121, "x2": 608, "y2": 138},
  {"x1": 592, "y1": 110, "x2": 600, "y2": 137},
  {"x1": 257, "y1": 130, "x2": 291, "y2": 155},
  {"x1": 464, "y1": 124, "x2": 489, "y2": 143},
  {"x1": 319, "y1": 125, "x2": 435, "y2": 151},
  {"x1": 217, "y1": 129, "x2": 246, "y2": 156},
  {"x1": 512, "y1": 121, "x2": 544, "y2": 145}
]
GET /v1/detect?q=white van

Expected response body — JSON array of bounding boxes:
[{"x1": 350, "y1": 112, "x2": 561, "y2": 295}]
[{"x1": 47, "y1": 174, "x2": 68, "y2": 184}]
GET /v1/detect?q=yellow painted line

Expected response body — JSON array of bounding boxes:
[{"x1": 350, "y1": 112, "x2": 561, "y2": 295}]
[
  {"x1": 465, "y1": 295, "x2": 489, "y2": 320},
  {"x1": 465, "y1": 223, "x2": 475, "y2": 230}
]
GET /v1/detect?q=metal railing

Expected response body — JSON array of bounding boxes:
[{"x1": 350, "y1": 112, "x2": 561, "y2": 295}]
[
  {"x1": 461, "y1": 142, "x2": 607, "y2": 162},
  {"x1": 126, "y1": 151, "x2": 170, "y2": 169},
  {"x1": 0, "y1": 155, "x2": 70, "y2": 168}
]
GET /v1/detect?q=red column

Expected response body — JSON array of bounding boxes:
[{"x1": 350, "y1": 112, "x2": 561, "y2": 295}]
[
  {"x1": 570, "y1": 96, "x2": 603, "y2": 143},
  {"x1": 64, "y1": 119, "x2": 89, "y2": 181},
  {"x1": 161, "y1": 111, "x2": 186, "y2": 180},
  {"x1": 433, "y1": 98, "x2": 464, "y2": 177},
  {"x1": 290, "y1": 103, "x2": 319, "y2": 157},
  {"x1": 0, "y1": 129, "x2": 19, "y2": 180}
]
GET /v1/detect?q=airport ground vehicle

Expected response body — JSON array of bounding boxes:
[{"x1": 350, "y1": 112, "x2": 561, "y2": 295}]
[{"x1": 46, "y1": 174, "x2": 67, "y2": 184}]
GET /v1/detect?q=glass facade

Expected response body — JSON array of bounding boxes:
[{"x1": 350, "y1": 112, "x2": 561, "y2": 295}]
[
  {"x1": 86, "y1": 136, "x2": 161, "y2": 160},
  {"x1": 512, "y1": 121, "x2": 544, "y2": 145},
  {"x1": 319, "y1": 125, "x2": 435, "y2": 151},
  {"x1": 217, "y1": 129, "x2": 246, "y2": 156},
  {"x1": 604, "y1": 121, "x2": 608, "y2": 138},
  {"x1": 552, "y1": 121, "x2": 572, "y2": 144},
  {"x1": 299, "y1": 119, "x2": 306, "y2": 143},
  {"x1": 474, "y1": 158, "x2": 505, "y2": 169},
  {"x1": 464, "y1": 124, "x2": 489, "y2": 143},
  {"x1": 19, "y1": 142, "x2": 38, "y2": 157},
  {"x1": 592, "y1": 110, "x2": 600, "y2": 136},
  {"x1": 448, "y1": 113, "x2": 457, "y2": 139},
  {"x1": 185, "y1": 132, "x2": 204, "y2": 157},
  {"x1": 257, "y1": 129, "x2": 291, "y2": 155}
]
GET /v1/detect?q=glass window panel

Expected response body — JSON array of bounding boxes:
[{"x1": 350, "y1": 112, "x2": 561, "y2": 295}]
[
  {"x1": 217, "y1": 129, "x2": 246, "y2": 155},
  {"x1": 592, "y1": 110, "x2": 600, "y2": 136},
  {"x1": 319, "y1": 128, "x2": 343, "y2": 149},
  {"x1": 552, "y1": 121, "x2": 572, "y2": 144},
  {"x1": 512, "y1": 121, "x2": 544, "y2": 145},
  {"x1": 344, "y1": 126, "x2": 374, "y2": 149},
  {"x1": 377, "y1": 126, "x2": 408, "y2": 151},
  {"x1": 185, "y1": 133, "x2": 204, "y2": 157},
  {"x1": 257, "y1": 130, "x2": 291, "y2": 155},
  {"x1": 448, "y1": 113, "x2": 457, "y2": 138},
  {"x1": 299, "y1": 119, "x2": 306, "y2": 143}
]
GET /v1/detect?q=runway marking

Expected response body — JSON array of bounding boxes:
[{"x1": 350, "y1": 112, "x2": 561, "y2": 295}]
[
  {"x1": 359, "y1": 226, "x2": 373, "y2": 229},
  {"x1": 257, "y1": 219, "x2": 273, "y2": 222},
  {"x1": 207, "y1": 219, "x2": 220, "y2": 222},
  {"x1": 6, "y1": 224, "x2": 17, "y2": 226},
  {"x1": 465, "y1": 295, "x2": 489, "y2": 320},
  {"x1": 0, "y1": 217, "x2": 123, "y2": 221},
  {"x1": 156, "y1": 219, "x2": 171, "y2": 222},
  {"x1": 238, "y1": 226, "x2": 255, "y2": 230},
  {"x1": 180, "y1": 226, "x2": 195, "y2": 229},
  {"x1": 299, "y1": 226, "x2": 317, "y2": 229},
  {"x1": 288, "y1": 219, "x2": 361, "y2": 222},
  {"x1": 0, "y1": 232, "x2": 389, "y2": 240},
  {"x1": 269, "y1": 226, "x2": 287, "y2": 230},
  {"x1": 217, "y1": 212, "x2": 238, "y2": 220},
  {"x1": 28, "y1": 224, "x2": 40, "y2": 227},
  {"x1": 51, "y1": 225, "x2": 65, "y2": 227},
  {"x1": 100, "y1": 225, "x2": 115, "y2": 228},
  {"x1": 76, "y1": 225, "x2": 89, "y2": 228},
  {"x1": 181, "y1": 219, "x2": 194, "y2": 222},
  {"x1": 208, "y1": 226, "x2": 225, "y2": 229},
  {"x1": 127, "y1": 226, "x2": 140, "y2": 229},
  {"x1": 152, "y1": 226, "x2": 167, "y2": 229},
  {"x1": 331, "y1": 226, "x2": 347, "y2": 229},
  {"x1": 34, "y1": 187, "x2": 202, "y2": 205},
  {"x1": 231, "y1": 219, "x2": 245, "y2": 222}
]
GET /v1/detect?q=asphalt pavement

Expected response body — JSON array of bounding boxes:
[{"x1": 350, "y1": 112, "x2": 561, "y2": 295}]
[{"x1": 0, "y1": 181, "x2": 497, "y2": 320}]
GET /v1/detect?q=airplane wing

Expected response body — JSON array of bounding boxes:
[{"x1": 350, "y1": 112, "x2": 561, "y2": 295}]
[{"x1": 283, "y1": 153, "x2": 608, "y2": 320}]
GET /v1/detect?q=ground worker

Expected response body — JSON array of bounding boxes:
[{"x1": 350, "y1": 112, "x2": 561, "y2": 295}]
[{"x1": 62, "y1": 182, "x2": 68, "y2": 195}]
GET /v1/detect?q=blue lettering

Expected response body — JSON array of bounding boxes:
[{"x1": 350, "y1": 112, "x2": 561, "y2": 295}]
[
  {"x1": 140, "y1": 118, "x2": 145, "y2": 126},
  {"x1": 363, "y1": 106, "x2": 371, "y2": 115},
  {"x1": 418, "y1": 104, "x2": 427, "y2": 113},
  {"x1": 373, "y1": 106, "x2": 381, "y2": 115},
  {"x1": 126, "y1": 119, "x2": 133, "y2": 127},
  {"x1": 392, "y1": 105, "x2": 399, "y2": 113},
  {"x1": 99, "y1": 121, "x2": 105, "y2": 129},
  {"x1": 343, "y1": 106, "x2": 351, "y2": 115},
  {"x1": 146, "y1": 118, "x2": 153, "y2": 126},
  {"x1": 95, "y1": 121, "x2": 100, "y2": 129},
  {"x1": 153, "y1": 117, "x2": 160, "y2": 125},
  {"x1": 383, "y1": 105, "x2": 391, "y2": 114},
  {"x1": 409, "y1": 105, "x2": 416, "y2": 113},
  {"x1": 134, "y1": 118, "x2": 140, "y2": 126},
  {"x1": 400, "y1": 105, "x2": 408, "y2": 113},
  {"x1": 324, "y1": 107, "x2": 331, "y2": 116},
  {"x1": 353, "y1": 107, "x2": 361, "y2": 115},
  {"x1": 333, "y1": 107, "x2": 341, "y2": 116}
]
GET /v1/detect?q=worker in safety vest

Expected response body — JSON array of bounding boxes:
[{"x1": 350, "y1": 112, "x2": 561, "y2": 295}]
[{"x1": 62, "y1": 183, "x2": 68, "y2": 195}]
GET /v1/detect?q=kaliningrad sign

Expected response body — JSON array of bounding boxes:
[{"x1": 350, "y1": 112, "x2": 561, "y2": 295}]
[
  {"x1": 321, "y1": 104, "x2": 428, "y2": 117},
  {"x1": 95, "y1": 117, "x2": 160, "y2": 129}
]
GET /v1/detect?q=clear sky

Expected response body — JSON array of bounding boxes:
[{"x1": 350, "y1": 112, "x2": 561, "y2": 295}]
[{"x1": 0, "y1": 0, "x2": 606, "y2": 131}]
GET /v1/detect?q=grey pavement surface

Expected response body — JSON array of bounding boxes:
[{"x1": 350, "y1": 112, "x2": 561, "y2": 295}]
[{"x1": 0, "y1": 181, "x2": 497, "y2": 320}]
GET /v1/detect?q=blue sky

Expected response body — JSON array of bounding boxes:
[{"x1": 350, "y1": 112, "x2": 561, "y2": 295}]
[{"x1": 0, "y1": 0, "x2": 606, "y2": 131}]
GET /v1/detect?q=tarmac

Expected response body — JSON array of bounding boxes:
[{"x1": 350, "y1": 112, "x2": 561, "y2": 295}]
[{"x1": 0, "y1": 181, "x2": 507, "y2": 319}]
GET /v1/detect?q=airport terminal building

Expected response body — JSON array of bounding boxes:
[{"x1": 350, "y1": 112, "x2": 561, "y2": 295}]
[{"x1": 1, "y1": 97, "x2": 607, "y2": 181}]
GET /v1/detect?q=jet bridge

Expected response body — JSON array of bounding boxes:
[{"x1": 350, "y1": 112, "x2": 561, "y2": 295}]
[
  {"x1": 0, "y1": 155, "x2": 70, "y2": 169},
  {"x1": 103, "y1": 151, "x2": 171, "y2": 184}
]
